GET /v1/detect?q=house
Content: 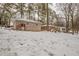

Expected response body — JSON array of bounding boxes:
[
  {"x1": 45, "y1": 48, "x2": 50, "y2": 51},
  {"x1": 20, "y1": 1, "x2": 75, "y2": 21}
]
[
  {"x1": 41, "y1": 25, "x2": 53, "y2": 31},
  {"x1": 12, "y1": 19, "x2": 42, "y2": 31},
  {"x1": 58, "y1": 27, "x2": 66, "y2": 32},
  {"x1": 41, "y1": 24, "x2": 66, "y2": 32}
]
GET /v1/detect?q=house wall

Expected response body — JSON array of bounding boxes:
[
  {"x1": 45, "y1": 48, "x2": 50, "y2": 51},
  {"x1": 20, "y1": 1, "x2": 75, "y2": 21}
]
[{"x1": 14, "y1": 21, "x2": 41, "y2": 31}]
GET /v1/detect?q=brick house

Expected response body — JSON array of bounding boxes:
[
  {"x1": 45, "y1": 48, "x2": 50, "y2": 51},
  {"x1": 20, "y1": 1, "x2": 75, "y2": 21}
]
[{"x1": 12, "y1": 19, "x2": 42, "y2": 31}]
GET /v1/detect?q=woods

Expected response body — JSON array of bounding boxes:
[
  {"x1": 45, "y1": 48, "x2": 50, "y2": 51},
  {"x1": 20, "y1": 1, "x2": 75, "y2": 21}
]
[
  {"x1": 0, "y1": 3, "x2": 79, "y2": 34},
  {"x1": 56, "y1": 3, "x2": 79, "y2": 34}
]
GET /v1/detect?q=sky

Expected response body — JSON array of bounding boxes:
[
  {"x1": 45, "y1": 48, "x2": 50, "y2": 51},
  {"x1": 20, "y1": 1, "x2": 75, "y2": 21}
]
[{"x1": 49, "y1": 3, "x2": 64, "y2": 17}]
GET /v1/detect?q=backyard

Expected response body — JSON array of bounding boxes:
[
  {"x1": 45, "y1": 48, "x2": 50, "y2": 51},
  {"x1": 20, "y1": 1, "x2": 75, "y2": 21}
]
[{"x1": 0, "y1": 27, "x2": 79, "y2": 56}]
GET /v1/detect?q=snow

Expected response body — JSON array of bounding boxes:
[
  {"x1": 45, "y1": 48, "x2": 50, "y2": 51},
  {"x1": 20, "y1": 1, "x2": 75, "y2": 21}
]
[
  {"x1": 0, "y1": 27, "x2": 79, "y2": 56},
  {"x1": 12, "y1": 18, "x2": 41, "y2": 24}
]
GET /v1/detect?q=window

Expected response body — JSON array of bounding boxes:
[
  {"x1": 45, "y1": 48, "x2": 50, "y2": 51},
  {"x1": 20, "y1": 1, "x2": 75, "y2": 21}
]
[
  {"x1": 36, "y1": 24, "x2": 38, "y2": 26},
  {"x1": 21, "y1": 24, "x2": 24, "y2": 27},
  {"x1": 21, "y1": 24, "x2": 25, "y2": 27}
]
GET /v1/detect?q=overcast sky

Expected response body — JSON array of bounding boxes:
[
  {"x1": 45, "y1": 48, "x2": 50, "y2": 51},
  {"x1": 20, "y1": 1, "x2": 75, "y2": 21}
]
[{"x1": 49, "y1": 3, "x2": 64, "y2": 17}]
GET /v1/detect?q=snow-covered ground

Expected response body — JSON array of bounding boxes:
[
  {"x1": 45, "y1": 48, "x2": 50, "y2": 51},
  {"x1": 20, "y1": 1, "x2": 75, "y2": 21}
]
[{"x1": 0, "y1": 27, "x2": 79, "y2": 56}]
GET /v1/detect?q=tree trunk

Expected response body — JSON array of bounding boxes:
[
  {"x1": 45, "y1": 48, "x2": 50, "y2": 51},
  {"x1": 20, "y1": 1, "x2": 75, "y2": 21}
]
[
  {"x1": 21, "y1": 12, "x2": 24, "y2": 18},
  {"x1": 34, "y1": 11, "x2": 36, "y2": 21},
  {"x1": 8, "y1": 19, "x2": 10, "y2": 26},
  {"x1": 38, "y1": 6, "x2": 39, "y2": 21},
  {"x1": 1, "y1": 9, "x2": 5, "y2": 27},
  {"x1": 28, "y1": 10, "x2": 30, "y2": 20},
  {"x1": 65, "y1": 16, "x2": 68, "y2": 32},
  {"x1": 46, "y1": 3, "x2": 49, "y2": 31},
  {"x1": 66, "y1": 15, "x2": 69, "y2": 33},
  {"x1": 20, "y1": 3, "x2": 24, "y2": 18},
  {"x1": 71, "y1": 14, "x2": 74, "y2": 34}
]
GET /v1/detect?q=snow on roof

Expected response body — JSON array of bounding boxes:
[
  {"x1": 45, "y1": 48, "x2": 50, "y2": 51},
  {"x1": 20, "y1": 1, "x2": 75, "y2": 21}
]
[
  {"x1": 42, "y1": 25, "x2": 54, "y2": 26},
  {"x1": 12, "y1": 18, "x2": 42, "y2": 24}
]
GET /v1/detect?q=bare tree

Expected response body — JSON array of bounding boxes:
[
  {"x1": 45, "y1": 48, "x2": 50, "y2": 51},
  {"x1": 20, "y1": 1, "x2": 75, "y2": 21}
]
[
  {"x1": 69, "y1": 3, "x2": 76, "y2": 34},
  {"x1": 56, "y1": 3, "x2": 76, "y2": 34},
  {"x1": 74, "y1": 3, "x2": 79, "y2": 34},
  {"x1": 56, "y1": 3, "x2": 70, "y2": 32}
]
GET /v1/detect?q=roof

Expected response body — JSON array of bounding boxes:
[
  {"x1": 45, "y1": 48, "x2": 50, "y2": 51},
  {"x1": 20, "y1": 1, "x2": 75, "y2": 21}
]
[
  {"x1": 12, "y1": 18, "x2": 42, "y2": 24},
  {"x1": 42, "y1": 25, "x2": 55, "y2": 27},
  {"x1": 42, "y1": 25, "x2": 53, "y2": 26}
]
